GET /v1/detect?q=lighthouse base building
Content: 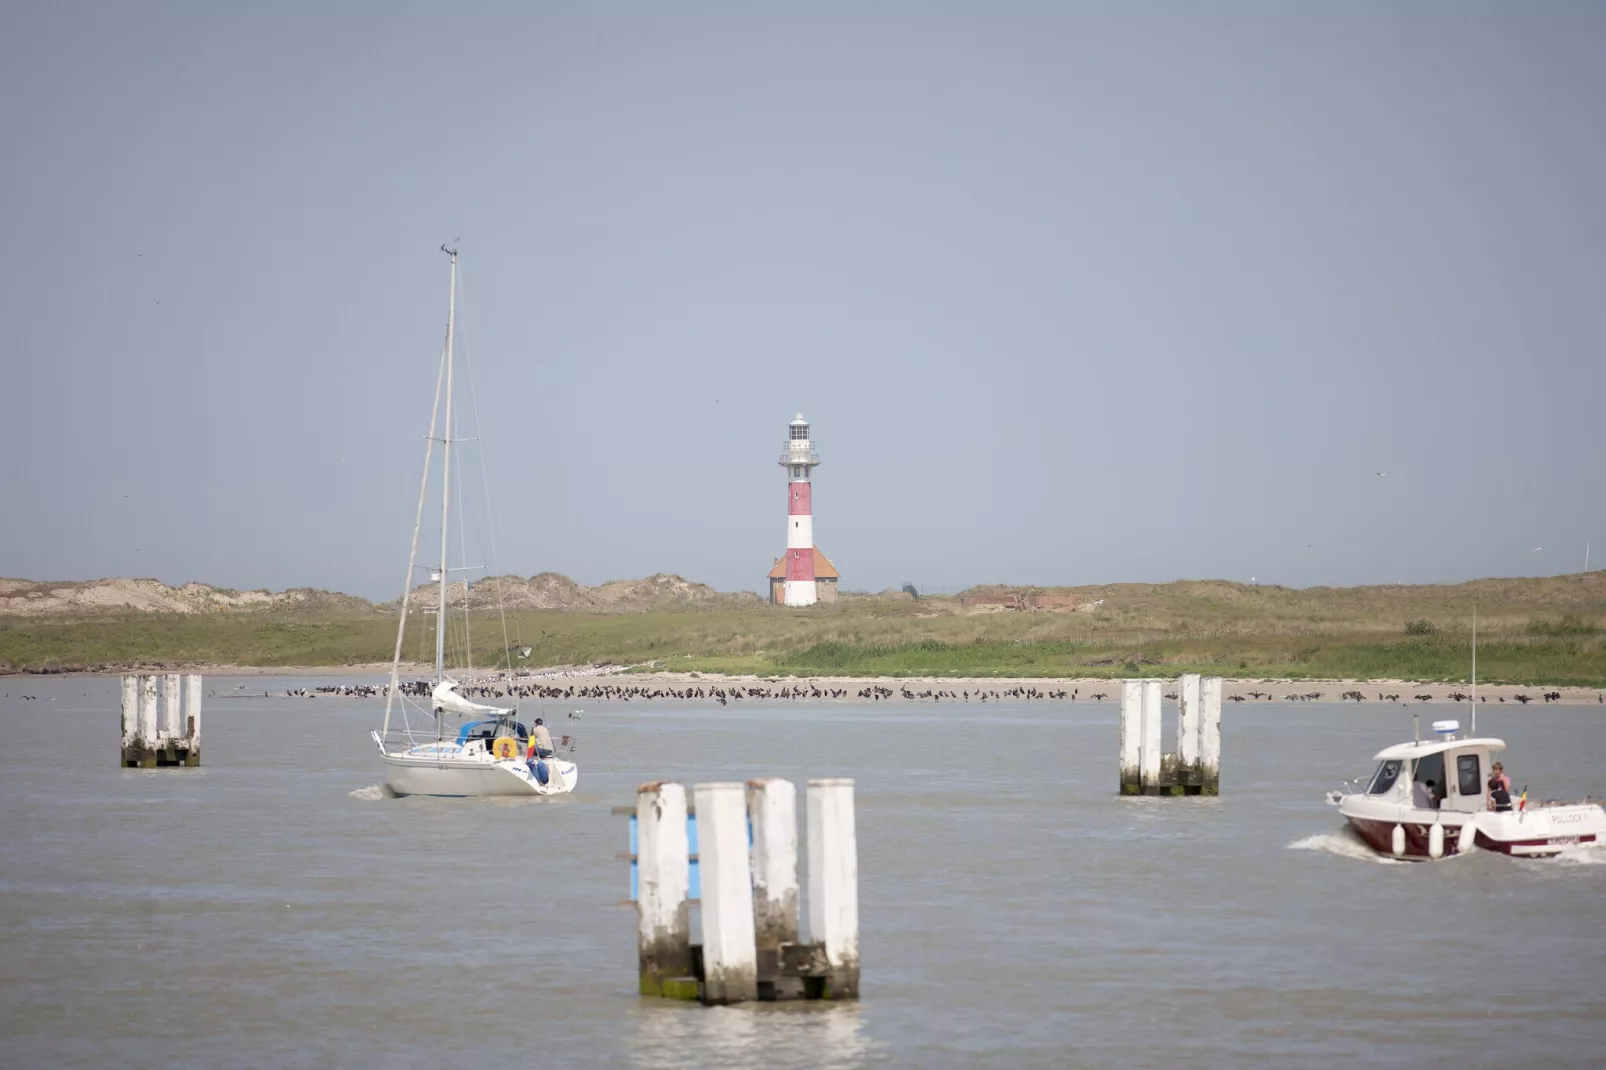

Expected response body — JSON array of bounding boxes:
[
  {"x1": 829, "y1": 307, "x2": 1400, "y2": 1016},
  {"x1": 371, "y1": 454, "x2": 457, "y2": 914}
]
[
  {"x1": 769, "y1": 413, "x2": 838, "y2": 606},
  {"x1": 768, "y1": 550, "x2": 840, "y2": 605}
]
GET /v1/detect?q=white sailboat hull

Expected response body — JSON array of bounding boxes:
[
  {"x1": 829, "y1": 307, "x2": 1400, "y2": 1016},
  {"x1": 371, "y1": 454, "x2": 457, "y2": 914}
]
[{"x1": 375, "y1": 734, "x2": 578, "y2": 798}]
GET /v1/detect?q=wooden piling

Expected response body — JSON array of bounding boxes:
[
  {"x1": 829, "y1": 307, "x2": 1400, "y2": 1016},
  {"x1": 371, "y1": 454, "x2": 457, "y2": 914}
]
[
  {"x1": 695, "y1": 781, "x2": 758, "y2": 1004},
  {"x1": 135, "y1": 676, "x2": 159, "y2": 765},
  {"x1": 183, "y1": 673, "x2": 202, "y2": 766},
  {"x1": 1200, "y1": 675, "x2": 1222, "y2": 794},
  {"x1": 120, "y1": 676, "x2": 139, "y2": 761},
  {"x1": 1139, "y1": 680, "x2": 1162, "y2": 793},
  {"x1": 747, "y1": 778, "x2": 799, "y2": 949},
  {"x1": 1118, "y1": 680, "x2": 1143, "y2": 794},
  {"x1": 635, "y1": 781, "x2": 693, "y2": 998},
  {"x1": 162, "y1": 674, "x2": 183, "y2": 740},
  {"x1": 807, "y1": 777, "x2": 860, "y2": 1000},
  {"x1": 1176, "y1": 672, "x2": 1201, "y2": 787}
]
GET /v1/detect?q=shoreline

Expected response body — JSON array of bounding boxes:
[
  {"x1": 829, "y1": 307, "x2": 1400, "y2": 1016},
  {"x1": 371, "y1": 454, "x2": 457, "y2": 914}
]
[{"x1": 13, "y1": 663, "x2": 1603, "y2": 704}]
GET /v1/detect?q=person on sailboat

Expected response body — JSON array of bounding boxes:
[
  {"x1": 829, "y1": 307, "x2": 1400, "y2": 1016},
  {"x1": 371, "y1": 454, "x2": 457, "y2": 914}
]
[{"x1": 527, "y1": 717, "x2": 554, "y2": 759}]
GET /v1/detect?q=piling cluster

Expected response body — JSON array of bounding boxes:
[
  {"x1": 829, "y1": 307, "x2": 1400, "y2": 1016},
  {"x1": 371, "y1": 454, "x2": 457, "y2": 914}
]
[
  {"x1": 119, "y1": 673, "x2": 202, "y2": 767},
  {"x1": 630, "y1": 777, "x2": 859, "y2": 1005},
  {"x1": 1119, "y1": 674, "x2": 1220, "y2": 795}
]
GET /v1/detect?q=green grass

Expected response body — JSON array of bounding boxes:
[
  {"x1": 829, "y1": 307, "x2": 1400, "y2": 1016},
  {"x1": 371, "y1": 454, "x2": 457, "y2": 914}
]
[{"x1": 4, "y1": 574, "x2": 1605, "y2": 686}]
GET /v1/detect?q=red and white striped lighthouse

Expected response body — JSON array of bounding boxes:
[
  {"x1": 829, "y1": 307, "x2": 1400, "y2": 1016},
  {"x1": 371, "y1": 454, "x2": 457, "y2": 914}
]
[{"x1": 777, "y1": 413, "x2": 823, "y2": 606}]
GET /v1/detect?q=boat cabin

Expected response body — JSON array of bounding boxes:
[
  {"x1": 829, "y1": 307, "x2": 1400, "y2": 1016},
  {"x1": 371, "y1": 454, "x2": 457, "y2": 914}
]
[
  {"x1": 456, "y1": 719, "x2": 529, "y2": 748},
  {"x1": 1362, "y1": 725, "x2": 1507, "y2": 813}
]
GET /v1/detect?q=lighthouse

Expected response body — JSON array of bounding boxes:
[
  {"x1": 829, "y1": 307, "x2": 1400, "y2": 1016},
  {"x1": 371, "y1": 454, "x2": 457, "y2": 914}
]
[{"x1": 769, "y1": 414, "x2": 839, "y2": 605}]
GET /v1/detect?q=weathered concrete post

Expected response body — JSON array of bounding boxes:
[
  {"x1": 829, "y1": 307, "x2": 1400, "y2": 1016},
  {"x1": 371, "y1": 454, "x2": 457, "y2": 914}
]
[
  {"x1": 747, "y1": 778, "x2": 799, "y2": 949},
  {"x1": 1118, "y1": 680, "x2": 1143, "y2": 794},
  {"x1": 636, "y1": 781, "x2": 693, "y2": 998},
  {"x1": 696, "y1": 781, "x2": 758, "y2": 1005},
  {"x1": 807, "y1": 777, "x2": 860, "y2": 999},
  {"x1": 162, "y1": 674, "x2": 183, "y2": 740},
  {"x1": 1139, "y1": 679, "x2": 1163, "y2": 793},
  {"x1": 183, "y1": 673, "x2": 202, "y2": 766},
  {"x1": 1176, "y1": 672, "x2": 1202, "y2": 789},
  {"x1": 119, "y1": 675, "x2": 139, "y2": 765},
  {"x1": 1200, "y1": 675, "x2": 1222, "y2": 794},
  {"x1": 136, "y1": 675, "x2": 159, "y2": 766}
]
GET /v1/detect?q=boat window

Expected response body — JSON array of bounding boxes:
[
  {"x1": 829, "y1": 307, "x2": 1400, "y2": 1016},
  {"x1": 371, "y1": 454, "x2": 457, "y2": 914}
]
[
  {"x1": 1456, "y1": 754, "x2": 1481, "y2": 796},
  {"x1": 1413, "y1": 751, "x2": 1445, "y2": 795},
  {"x1": 1368, "y1": 759, "x2": 1403, "y2": 795}
]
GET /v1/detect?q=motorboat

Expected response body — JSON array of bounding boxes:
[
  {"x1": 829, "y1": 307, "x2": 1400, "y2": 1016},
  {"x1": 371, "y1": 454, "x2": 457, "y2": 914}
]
[{"x1": 1328, "y1": 719, "x2": 1605, "y2": 860}]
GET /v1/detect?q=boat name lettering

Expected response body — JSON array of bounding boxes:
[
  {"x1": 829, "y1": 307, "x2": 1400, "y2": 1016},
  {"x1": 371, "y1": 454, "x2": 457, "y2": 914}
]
[
  {"x1": 1554, "y1": 836, "x2": 1580, "y2": 846},
  {"x1": 1550, "y1": 812, "x2": 1586, "y2": 824}
]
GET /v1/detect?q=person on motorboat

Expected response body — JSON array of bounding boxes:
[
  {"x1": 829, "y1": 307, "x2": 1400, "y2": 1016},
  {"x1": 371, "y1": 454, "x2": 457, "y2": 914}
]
[
  {"x1": 1411, "y1": 778, "x2": 1439, "y2": 809},
  {"x1": 1489, "y1": 761, "x2": 1511, "y2": 793},
  {"x1": 527, "y1": 717, "x2": 554, "y2": 759},
  {"x1": 1488, "y1": 778, "x2": 1514, "y2": 812}
]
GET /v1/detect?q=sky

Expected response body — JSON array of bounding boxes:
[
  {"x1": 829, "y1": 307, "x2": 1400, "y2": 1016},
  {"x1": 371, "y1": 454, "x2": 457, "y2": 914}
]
[{"x1": 2, "y1": 2, "x2": 1603, "y2": 599}]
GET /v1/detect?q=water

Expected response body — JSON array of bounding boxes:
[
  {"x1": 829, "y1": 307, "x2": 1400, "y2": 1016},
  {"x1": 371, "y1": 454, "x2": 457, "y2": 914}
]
[{"x1": 3, "y1": 676, "x2": 1604, "y2": 1068}]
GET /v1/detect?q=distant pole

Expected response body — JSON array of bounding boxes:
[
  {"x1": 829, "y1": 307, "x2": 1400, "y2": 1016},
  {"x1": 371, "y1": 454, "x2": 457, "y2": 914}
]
[
  {"x1": 1139, "y1": 680, "x2": 1162, "y2": 793},
  {"x1": 119, "y1": 675, "x2": 139, "y2": 765},
  {"x1": 1118, "y1": 680, "x2": 1142, "y2": 794},
  {"x1": 1587, "y1": 541, "x2": 1591, "y2": 573},
  {"x1": 162, "y1": 674, "x2": 183, "y2": 740},
  {"x1": 1177, "y1": 673, "x2": 1202, "y2": 783},
  {"x1": 1199, "y1": 676, "x2": 1222, "y2": 794}
]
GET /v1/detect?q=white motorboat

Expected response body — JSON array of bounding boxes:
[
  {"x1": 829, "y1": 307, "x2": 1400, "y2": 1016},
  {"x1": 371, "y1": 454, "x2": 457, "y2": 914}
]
[
  {"x1": 1329, "y1": 719, "x2": 1604, "y2": 860},
  {"x1": 371, "y1": 246, "x2": 578, "y2": 798}
]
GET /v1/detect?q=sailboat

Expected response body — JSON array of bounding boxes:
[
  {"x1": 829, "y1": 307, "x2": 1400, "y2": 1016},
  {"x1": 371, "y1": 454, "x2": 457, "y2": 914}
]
[{"x1": 370, "y1": 245, "x2": 579, "y2": 798}]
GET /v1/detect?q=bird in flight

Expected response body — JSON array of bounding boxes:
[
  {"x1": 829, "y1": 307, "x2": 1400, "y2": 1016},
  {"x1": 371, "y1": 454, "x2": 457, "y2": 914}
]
[
  {"x1": 1533, "y1": 546, "x2": 1544, "y2": 553},
  {"x1": 1373, "y1": 470, "x2": 1389, "y2": 477}
]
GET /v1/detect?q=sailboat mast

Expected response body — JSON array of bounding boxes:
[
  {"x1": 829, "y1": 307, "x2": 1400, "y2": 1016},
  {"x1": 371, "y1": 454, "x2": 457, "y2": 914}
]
[
  {"x1": 1471, "y1": 605, "x2": 1477, "y2": 735},
  {"x1": 436, "y1": 245, "x2": 458, "y2": 683}
]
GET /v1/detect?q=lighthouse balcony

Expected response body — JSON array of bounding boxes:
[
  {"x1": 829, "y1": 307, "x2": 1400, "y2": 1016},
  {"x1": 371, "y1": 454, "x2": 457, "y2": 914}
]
[{"x1": 778, "y1": 447, "x2": 820, "y2": 466}]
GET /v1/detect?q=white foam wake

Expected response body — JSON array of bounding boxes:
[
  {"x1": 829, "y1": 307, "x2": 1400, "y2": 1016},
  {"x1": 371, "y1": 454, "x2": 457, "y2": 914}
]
[
  {"x1": 1549, "y1": 842, "x2": 1606, "y2": 866},
  {"x1": 1288, "y1": 825, "x2": 1404, "y2": 864},
  {"x1": 348, "y1": 784, "x2": 394, "y2": 800}
]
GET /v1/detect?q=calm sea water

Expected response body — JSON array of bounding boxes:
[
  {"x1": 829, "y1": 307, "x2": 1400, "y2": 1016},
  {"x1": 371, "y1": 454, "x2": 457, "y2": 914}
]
[{"x1": 2, "y1": 675, "x2": 1603, "y2": 1068}]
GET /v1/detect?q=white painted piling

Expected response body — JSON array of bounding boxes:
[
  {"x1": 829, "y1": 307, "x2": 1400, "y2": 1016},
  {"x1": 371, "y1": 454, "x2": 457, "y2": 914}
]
[
  {"x1": 184, "y1": 673, "x2": 203, "y2": 749},
  {"x1": 1139, "y1": 680, "x2": 1163, "y2": 792},
  {"x1": 807, "y1": 777, "x2": 860, "y2": 999},
  {"x1": 138, "y1": 675, "x2": 159, "y2": 749},
  {"x1": 636, "y1": 781, "x2": 692, "y2": 997},
  {"x1": 120, "y1": 675, "x2": 139, "y2": 753},
  {"x1": 696, "y1": 781, "x2": 759, "y2": 1004},
  {"x1": 747, "y1": 777, "x2": 800, "y2": 949},
  {"x1": 1200, "y1": 675, "x2": 1222, "y2": 794},
  {"x1": 1119, "y1": 680, "x2": 1143, "y2": 793},
  {"x1": 1177, "y1": 672, "x2": 1201, "y2": 774},
  {"x1": 162, "y1": 674, "x2": 183, "y2": 740}
]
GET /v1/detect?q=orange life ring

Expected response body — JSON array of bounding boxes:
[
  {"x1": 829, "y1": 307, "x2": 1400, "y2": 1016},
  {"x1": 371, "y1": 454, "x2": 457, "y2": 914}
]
[{"x1": 491, "y1": 736, "x2": 519, "y2": 760}]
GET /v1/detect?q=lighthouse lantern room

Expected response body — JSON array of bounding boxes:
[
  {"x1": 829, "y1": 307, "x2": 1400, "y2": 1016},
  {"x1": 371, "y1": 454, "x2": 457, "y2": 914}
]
[{"x1": 768, "y1": 414, "x2": 839, "y2": 605}]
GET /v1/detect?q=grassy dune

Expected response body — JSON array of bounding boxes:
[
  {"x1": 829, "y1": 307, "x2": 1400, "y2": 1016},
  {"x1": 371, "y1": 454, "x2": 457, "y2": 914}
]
[{"x1": 3, "y1": 575, "x2": 1604, "y2": 685}]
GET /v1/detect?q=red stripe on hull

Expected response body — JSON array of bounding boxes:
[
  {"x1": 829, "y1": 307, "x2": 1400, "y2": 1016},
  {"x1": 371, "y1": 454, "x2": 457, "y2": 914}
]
[
  {"x1": 789, "y1": 481, "x2": 811, "y2": 516},
  {"x1": 786, "y1": 548, "x2": 815, "y2": 581},
  {"x1": 1346, "y1": 816, "x2": 1470, "y2": 861},
  {"x1": 1347, "y1": 816, "x2": 1596, "y2": 859},
  {"x1": 1475, "y1": 830, "x2": 1597, "y2": 855}
]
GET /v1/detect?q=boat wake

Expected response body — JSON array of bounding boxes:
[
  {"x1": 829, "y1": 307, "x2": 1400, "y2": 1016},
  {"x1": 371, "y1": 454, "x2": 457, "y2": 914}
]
[
  {"x1": 349, "y1": 784, "x2": 396, "y2": 801},
  {"x1": 1548, "y1": 842, "x2": 1606, "y2": 866},
  {"x1": 1288, "y1": 825, "x2": 1405, "y2": 864}
]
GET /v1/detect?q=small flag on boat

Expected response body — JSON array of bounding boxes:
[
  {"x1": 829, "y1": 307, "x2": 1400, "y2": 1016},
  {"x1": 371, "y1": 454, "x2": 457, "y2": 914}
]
[{"x1": 1518, "y1": 785, "x2": 1528, "y2": 812}]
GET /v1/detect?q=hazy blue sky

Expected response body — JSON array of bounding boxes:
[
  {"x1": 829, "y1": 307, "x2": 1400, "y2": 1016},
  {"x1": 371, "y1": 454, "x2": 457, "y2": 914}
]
[{"x1": 2, "y1": 2, "x2": 1602, "y2": 599}]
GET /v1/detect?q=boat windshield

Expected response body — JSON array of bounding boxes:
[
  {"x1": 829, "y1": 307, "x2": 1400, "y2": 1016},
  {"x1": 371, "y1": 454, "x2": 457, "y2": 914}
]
[{"x1": 1367, "y1": 759, "x2": 1404, "y2": 795}]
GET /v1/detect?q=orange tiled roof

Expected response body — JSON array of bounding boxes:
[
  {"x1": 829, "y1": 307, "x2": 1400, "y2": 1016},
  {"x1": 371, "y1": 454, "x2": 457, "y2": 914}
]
[{"x1": 767, "y1": 549, "x2": 839, "y2": 580}]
